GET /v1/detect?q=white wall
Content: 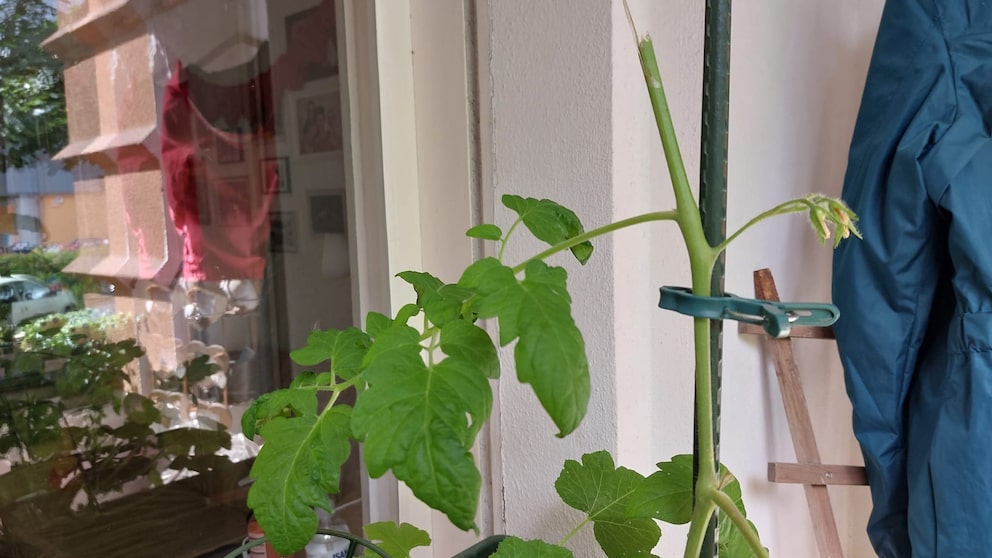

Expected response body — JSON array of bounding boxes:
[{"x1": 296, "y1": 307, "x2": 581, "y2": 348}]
[
  {"x1": 722, "y1": 3, "x2": 883, "y2": 556},
  {"x1": 487, "y1": 1, "x2": 616, "y2": 551},
  {"x1": 485, "y1": 1, "x2": 885, "y2": 556},
  {"x1": 611, "y1": 1, "x2": 703, "y2": 552}
]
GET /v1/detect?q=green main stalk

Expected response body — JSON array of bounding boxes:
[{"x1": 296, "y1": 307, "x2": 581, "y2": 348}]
[{"x1": 636, "y1": 36, "x2": 767, "y2": 558}]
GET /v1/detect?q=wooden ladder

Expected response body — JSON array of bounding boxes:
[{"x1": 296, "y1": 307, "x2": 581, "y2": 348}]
[{"x1": 738, "y1": 268, "x2": 868, "y2": 558}]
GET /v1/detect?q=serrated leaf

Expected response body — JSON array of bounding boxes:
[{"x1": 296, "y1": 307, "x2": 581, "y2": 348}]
[
  {"x1": 627, "y1": 457, "x2": 762, "y2": 557},
  {"x1": 593, "y1": 520, "x2": 662, "y2": 558},
  {"x1": 360, "y1": 321, "x2": 424, "y2": 370},
  {"x1": 515, "y1": 260, "x2": 589, "y2": 436},
  {"x1": 366, "y1": 312, "x2": 392, "y2": 338},
  {"x1": 717, "y1": 466, "x2": 763, "y2": 558},
  {"x1": 501, "y1": 194, "x2": 593, "y2": 264},
  {"x1": 466, "y1": 224, "x2": 503, "y2": 241},
  {"x1": 241, "y1": 388, "x2": 318, "y2": 439},
  {"x1": 458, "y1": 258, "x2": 522, "y2": 346},
  {"x1": 365, "y1": 522, "x2": 431, "y2": 558},
  {"x1": 331, "y1": 327, "x2": 373, "y2": 380},
  {"x1": 241, "y1": 402, "x2": 260, "y2": 439},
  {"x1": 291, "y1": 371, "x2": 319, "y2": 388},
  {"x1": 719, "y1": 516, "x2": 761, "y2": 558},
  {"x1": 316, "y1": 372, "x2": 333, "y2": 385},
  {"x1": 397, "y1": 271, "x2": 444, "y2": 294},
  {"x1": 493, "y1": 537, "x2": 574, "y2": 558},
  {"x1": 439, "y1": 319, "x2": 500, "y2": 379},
  {"x1": 555, "y1": 451, "x2": 660, "y2": 558},
  {"x1": 395, "y1": 303, "x2": 421, "y2": 325},
  {"x1": 248, "y1": 405, "x2": 353, "y2": 555},
  {"x1": 458, "y1": 258, "x2": 589, "y2": 436},
  {"x1": 628, "y1": 454, "x2": 693, "y2": 524},
  {"x1": 351, "y1": 322, "x2": 489, "y2": 531},
  {"x1": 291, "y1": 329, "x2": 340, "y2": 366},
  {"x1": 398, "y1": 271, "x2": 471, "y2": 327}
]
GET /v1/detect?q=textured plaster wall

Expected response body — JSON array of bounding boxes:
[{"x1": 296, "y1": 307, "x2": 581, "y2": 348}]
[
  {"x1": 486, "y1": 1, "x2": 886, "y2": 557},
  {"x1": 487, "y1": 0, "x2": 616, "y2": 549},
  {"x1": 610, "y1": 1, "x2": 705, "y2": 552}
]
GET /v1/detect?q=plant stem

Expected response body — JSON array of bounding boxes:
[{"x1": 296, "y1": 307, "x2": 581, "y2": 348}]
[
  {"x1": 684, "y1": 495, "x2": 718, "y2": 558},
  {"x1": 499, "y1": 218, "x2": 524, "y2": 263},
  {"x1": 636, "y1": 38, "x2": 712, "y2": 263},
  {"x1": 711, "y1": 489, "x2": 769, "y2": 558},
  {"x1": 558, "y1": 518, "x2": 592, "y2": 547},
  {"x1": 714, "y1": 199, "x2": 808, "y2": 254},
  {"x1": 511, "y1": 211, "x2": 678, "y2": 274},
  {"x1": 638, "y1": 35, "x2": 729, "y2": 558}
]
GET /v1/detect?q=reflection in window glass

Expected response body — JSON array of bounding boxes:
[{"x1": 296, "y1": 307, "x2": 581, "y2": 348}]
[{"x1": 0, "y1": 1, "x2": 358, "y2": 555}]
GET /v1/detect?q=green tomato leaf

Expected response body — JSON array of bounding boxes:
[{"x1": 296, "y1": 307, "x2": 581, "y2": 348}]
[
  {"x1": 397, "y1": 271, "x2": 444, "y2": 294},
  {"x1": 515, "y1": 260, "x2": 589, "y2": 437},
  {"x1": 718, "y1": 465, "x2": 746, "y2": 516},
  {"x1": 458, "y1": 257, "x2": 589, "y2": 436},
  {"x1": 593, "y1": 520, "x2": 662, "y2": 558},
  {"x1": 492, "y1": 537, "x2": 574, "y2": 558},
  {"x1": 331, "y1": 327, "x2": 373, "y2": 380},
  {"x1": 365, "y1": 521, "x2": 431, "y2": 558},
  {"x1": 360, "y1": 321, "x2": 424, "y2": 370},
  {"x1": 291, "y1": 371, "x2": 319, "y2": 388},
  {"x1": 287, "y1": 328, "x2": 370, "y2": 383},
  {"x1": 458, "y1": 258, "x2": 522, "y2": 346},
  {"x1": 466, "y1": 223, "x2": 503, "y2": 241},
  {"x1": 719, "y1": 516, "x2": 762, "y2": 558},
  {"x1": 291, "y1": 371, "x2": 334, "y2": 388},
  {"x1": 395, "y1": 303, "x2": 422, "y2": 326},
  {"x1": 351, "y1": 322, "x2": 490, "y2": 530},
  {"x1": 247, "y1": 405, "x2": 353, "y2": 555},
  {"x1": 366, "y1": 312, "x2": 392, "y2": 338},
  {"x1": 241, "y1": 388, "x2": 318, "y2": 439},
  {"x1": 555, "y1": 451, "x2": 660, "y2": 558},
  {"x1": 316, "y1": 372, "x2": 333, "y2": 385},
  {"x1": 501, "y1": 194, "x2": 594, "y2": 264},
  {"x1": 290, "y1": 329, "x2": 340, "y2": 366},
  {"x1": 439, "y1": 319, "x2": 500, "y2": 380},
  {"x1": 717, "y1": 466, "x2": 763, "y2": 558},
  {"x1": 627, "y1": 454, "x2": 694, "y2": 524},
  {"x1": 398, "y1": 271, "x2": 472, "y2": 327}
]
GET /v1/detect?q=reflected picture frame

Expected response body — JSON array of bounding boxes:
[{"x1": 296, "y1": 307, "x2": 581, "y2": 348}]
[
  {"x1": 287, "y1": 78, "x2": 343, "y2": 159},
  {"x1": 308, "y1": 190, "x2": 346, "y2": 235},
  {"x1": 268, "y1": 211, "x2": 299, "y2": 253},
  {"x1": 260, "y1": 157, "x2": 291, "y2": 194}
]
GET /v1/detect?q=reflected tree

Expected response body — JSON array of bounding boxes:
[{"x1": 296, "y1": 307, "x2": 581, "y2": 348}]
[{"x1": 0, "y1": 0, "x2": 67, "y2": 172}]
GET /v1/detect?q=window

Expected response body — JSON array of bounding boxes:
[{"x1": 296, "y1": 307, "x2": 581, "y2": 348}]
[{"x1": 0, "y1": 1, "x2": 371, "y2": 555}]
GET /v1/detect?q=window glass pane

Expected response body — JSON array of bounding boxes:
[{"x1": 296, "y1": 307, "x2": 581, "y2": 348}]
[{"x1": 0, "y1": 1, "x2": 361, "y2": 555}]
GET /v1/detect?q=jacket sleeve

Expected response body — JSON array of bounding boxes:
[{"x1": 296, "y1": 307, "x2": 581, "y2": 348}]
[{"x1": 831, "y1": 3, "x2": 953, "y2": 556}]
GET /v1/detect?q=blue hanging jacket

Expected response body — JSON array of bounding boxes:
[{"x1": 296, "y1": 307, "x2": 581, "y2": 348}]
[{"x1": 833, "y1": 1, "x2": 992, "y2": 556}]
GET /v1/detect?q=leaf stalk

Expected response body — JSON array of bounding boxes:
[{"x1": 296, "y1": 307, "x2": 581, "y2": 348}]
[
  {"x1": 511, "y1": 210, "x2": 678, "y2": 274},
  {"x1": 711, "y1": 489, "x2": 769, "y2": 558},
  {"x1": 714, "y1": 199, "x2": 808, "y2": 254}
]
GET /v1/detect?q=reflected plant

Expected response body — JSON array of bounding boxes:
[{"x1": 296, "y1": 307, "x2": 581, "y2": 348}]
[
  {"x1": 0, "y1": 311, "x2": 233, "y2": 517},
  {"x1": 241, "y1": 17, "x2": 859, "y2": 558}
]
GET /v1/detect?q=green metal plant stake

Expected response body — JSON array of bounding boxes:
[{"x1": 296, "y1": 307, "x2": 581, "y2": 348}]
[{"x1": 696, "y1": 0, "x2": 732, "y2": 554}]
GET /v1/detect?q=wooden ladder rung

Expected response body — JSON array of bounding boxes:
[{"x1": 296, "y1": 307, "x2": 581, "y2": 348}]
[
  {"x1": 768, "y1": 463, "x2": 867, "y2": 486},
  {"x1": 744, "y1": 268, "x2": 859, "y2": 558},
  {"x1": 738, "y1": 322, "x2": 836, "y2": 339}
]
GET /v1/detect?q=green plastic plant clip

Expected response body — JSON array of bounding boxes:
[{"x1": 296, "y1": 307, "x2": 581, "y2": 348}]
[{"x1": 658, "y1": 286, "x2": 839, "y2": 339}]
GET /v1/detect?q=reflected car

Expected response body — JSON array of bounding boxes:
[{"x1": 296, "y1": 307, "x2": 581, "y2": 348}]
[{"x1": 0, "y1": 275, "x2": 78, "y2": 324}]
